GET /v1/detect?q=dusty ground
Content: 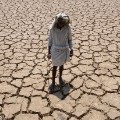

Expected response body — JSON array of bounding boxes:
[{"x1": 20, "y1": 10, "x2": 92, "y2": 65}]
[{"x1": 0, "y1": 0, "x2": 120, "y2": 120}]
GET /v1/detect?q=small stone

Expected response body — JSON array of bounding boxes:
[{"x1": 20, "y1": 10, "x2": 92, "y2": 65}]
[
  {"x1": 11, "y1": 79, "x2": 22, "y2": 87},
  {"x1": 71, "y1": 77, "x2": 84, "y2": 88},
  {"x1": 99, "y1": 38, "x2": 109, "y2": 45},
  {"x1": 89, "y1": 40, "x2": 99, "y2": 45},
  {"x1": 81, "y1": 109, "x2": 107, "y2": 120},
  {"x1": 110, "y1": 69, "x2": 120, "y2": 77},
  {"x1": 107, "y1": 107, "x2": 120, "y2": 119},
  {"x1": 29, "y1": 97, "x2": 50, "y2": 114},
  {"x1": 32, "y1": 90, "x2": 46, "y2": 97},
  {"x1": 64, "y1": 96, "x2": 76, "y2": 107},
  {"x1": 78, "y1": 65, "x2": 94, "y2": 73},
  {"x1": 89, "y1": 35, "x2": 96, "y2": 40},
  {"x1": 2, "y1": 69, "x2": 13, "y2": 77},
  {"x1": 0, "y1": 77, "x2": 12, "y2": 82},
  {"x1": 23, "y1": 77, "x2": 40, "y2": 86},
  {"x1": 33, "y1": 82, "x2": 44, "y2": 90},
  {"x1": 73, "y1": 104, "x2": 89, "y2": 117},
  {"x1": 95, "y1": 68, "x2": 108, "y2": 75},
  {"x1": 2, "y1": 104, "x2": 21, "y2": 119},
  {"x1": 48, "y1": 93, "x2": 61, "y2": 107},
  {"x1": 90, "y1": 45, "x2": 102, "y2": 51},
  {"x1": 85, "y1": 79, "x2": 100, "y2": 88},
  {"x1": 100, "y1": 75, "x2": 118, "y2": 91},
  {"x1": 99, "y1": 61, "x2": 116, "y2": 69},
  {"x1": 52, "y1": 110, "x2": 68, "y2": 120},
  {"x1": 14, "y1": 114, "x2": 39, "y2": 120},
  {"x1": 53, "y1": 101, "x2": 73, "y2": 113},
  {"x1": 43, "y1": 116, "x2": 54, "y2": 120},
  {"x1": 12, "y1": 69, "x2": 30, "y2": 78},
  {"x1": 0, "y1": 95, "x2": 4, "y2": 104},
  {"x1": 108, "y1": 44, "x2": 117, "y2": 51},
  {"x1": 19, "y1": 87, "x2": 33, "y2": 97},
  {"x1": 62, "y1": 74, "x2": 74, "y2": 83},
  {"x1": 70, "y1": 56, "x2": 79, "y2": 65},
  {"x1": 69, "y1": 117, "x2": 78, "y2": 120},
  {"x1": 78, "y1": 94, "x2": 100, "y2": 107},
  {"x1": 37, "y1": 53, "x2": 45, "y2": 59},
  {"x1": 81, "y1": 53, "x2": 92, "y2": 59},
  {"x1": 80, "y1": 36, "x2": 88, "y2": 41},
  {"x1": 71, "y1": 67, "x2": 82, "y2": 75},
  {"x1": 91, "y1": 88, "x2": 105, "y2": 96},
  {"x1": 0, "y1": 44, "x2": 9, "y2": 50},
  {"x1": 102, "y1": 93, "x2": 120, "y2": 109},
  {"x1": 25, "y1": 61, "x2": 35, "y2": 66},
  {"x1": 0, "y1": 82, "x2": 17, "y2": 94},
  {"x1": 80, "y1": 59, "x2": 93, "y2": 65}
]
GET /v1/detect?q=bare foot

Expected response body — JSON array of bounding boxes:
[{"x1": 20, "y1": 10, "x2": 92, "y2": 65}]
[{"x1": 59, "y1": 77, "x2": 65, "y2": 87}]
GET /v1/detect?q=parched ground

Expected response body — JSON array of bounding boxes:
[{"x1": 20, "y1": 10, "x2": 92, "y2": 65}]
[{"x1": 0, "y1": 0, "x2": 120, "y2": 120}]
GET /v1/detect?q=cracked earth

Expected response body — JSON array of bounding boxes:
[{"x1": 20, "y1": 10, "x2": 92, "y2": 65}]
[{"x1": 0, "y1": 0, "x2": 120, "y2": 120}]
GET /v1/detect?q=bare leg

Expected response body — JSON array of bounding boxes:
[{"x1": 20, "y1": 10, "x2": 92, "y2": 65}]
[
  {"x1": 59, "y1": 65, "x2": 63, "y2": 79},
  {"x1": 49, "y1": 66, "x2": 57, "y2": 93},
  {"x1": 52, "y1": 66, "x2": 57, "y2": 85},
  {"x1": 59, "y1": 65, "x2": 65, "y2": 86}
]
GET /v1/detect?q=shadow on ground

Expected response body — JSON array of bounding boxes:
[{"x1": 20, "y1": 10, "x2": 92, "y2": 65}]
[{"x1": 48, "y1": 82, "x2": 73, "y2": 100}]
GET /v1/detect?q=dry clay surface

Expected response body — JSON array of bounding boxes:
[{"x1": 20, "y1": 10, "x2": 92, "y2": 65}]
[{"x1": 0, "y1": 0, "x2": 120, "y2": 120}]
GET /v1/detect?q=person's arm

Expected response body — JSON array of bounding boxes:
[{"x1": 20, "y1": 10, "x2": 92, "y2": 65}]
[
  {"x1": 48, "y1": 46, "x2": 51, "y2": 54},
  {"x1": 48, "y1": 30, "x2": 52, "y2": 59},
  {"x1": 68, "y1": 26, "x2": 73, "y2": 57}
]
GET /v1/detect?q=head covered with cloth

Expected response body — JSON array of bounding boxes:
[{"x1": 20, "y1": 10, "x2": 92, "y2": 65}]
[{"x1": 50, "y1": 13, "x2": 70, "y2": 30}]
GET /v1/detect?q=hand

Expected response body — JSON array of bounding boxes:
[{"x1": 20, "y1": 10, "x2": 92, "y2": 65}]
[
  {"x1": 47, "y1": 54, "x2": 51, "y2": 59},
  {"x1": 70, "y1": 49, "x2": 73, "y2": 57}
]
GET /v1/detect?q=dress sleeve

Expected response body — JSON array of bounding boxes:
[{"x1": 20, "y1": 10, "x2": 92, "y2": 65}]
[
  {"x1": 48, "y1": 29, "x2": 52, "y2": 47},
  {"x1": 68, "y1": 26, "x2": 73, "y2": 49}
]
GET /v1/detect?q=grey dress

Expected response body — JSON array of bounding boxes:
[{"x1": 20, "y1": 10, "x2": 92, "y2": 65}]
[{"x1": 48, "y1": 25, "x2": 73, "y2": 66}]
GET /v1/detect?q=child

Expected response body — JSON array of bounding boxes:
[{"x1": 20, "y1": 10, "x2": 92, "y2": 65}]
[{"x1": 47, "y1": 13, "x2": 73, "y2": 93}]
